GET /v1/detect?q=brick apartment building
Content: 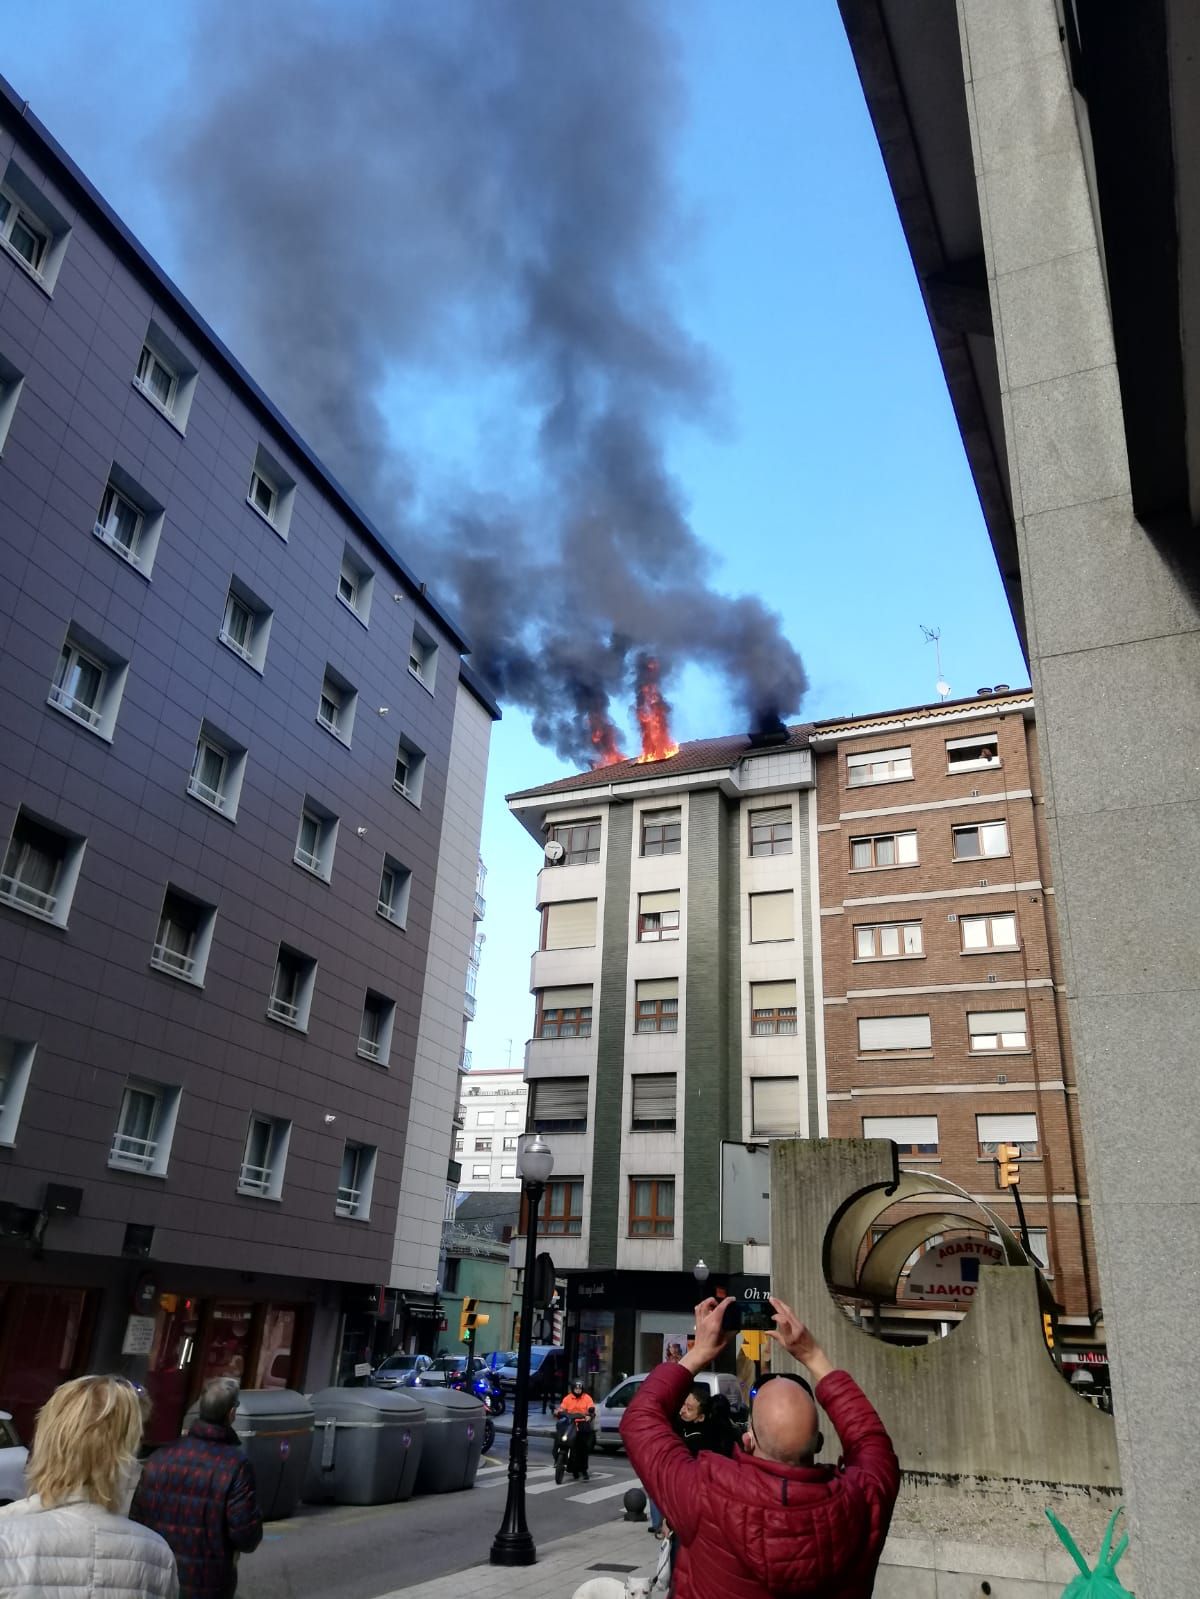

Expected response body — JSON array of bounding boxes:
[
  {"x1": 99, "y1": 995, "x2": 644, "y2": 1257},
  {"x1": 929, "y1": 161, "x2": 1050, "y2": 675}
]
[
  {"x1": 813, "y1": 690, "x2": 1101, "y2": 1356},
  {"x1": 0, "y1": 77, "x2": 496, "y2": 1437}
]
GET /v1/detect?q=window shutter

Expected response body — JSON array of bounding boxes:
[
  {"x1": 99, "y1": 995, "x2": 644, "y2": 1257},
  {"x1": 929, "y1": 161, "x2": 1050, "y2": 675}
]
[
  {"x1": 847, "y1": 746, "x2": 909, "y2": 769},
  {"x1": 636, "y1": 978, "x2": 678, "y2": 1001},
  {"x1": 542, "y1": 985, "x2": 593, "y2": 1010},
  {"x1": 751, "y1": 980, "x2": 797, "y2": 1009},
  {"x1": 750, "y1": 807, "x2": 790, "y2": 827},
  {"x1": 863, "y1": 1115, "x2": 938, "y2": 1145},
  {"x1": 751, "y1": 1077, "x2": 801, "y2": 1135},
  {"x1": 858, "y1": 1014, "x2": 932, "y2": 1051},
  {"x1": 544, "y1": 899, "x2": 598, "y2": 949},
  {"x1": 532, "y1": 1078, "x2": 588, "y2": 1121},
  {"x1": 977, "y1": 1112, "x2": 1037, "y2": 1144},
  {"x1": 967, "y1": 1010, "x2": 1026, "y2": 1035},
  {"x1": 750, "y1": 891, "x2": 794, "y2": 942},
  {"x1": 631, "y1": 1073, "x2": 676, "y2": 1122},
  {"x1": 640, "y1": 890, "x2": 680, "y2": 915},
  {"x1": 946, "y1": 733, "x2": 997, "y2": 752}
]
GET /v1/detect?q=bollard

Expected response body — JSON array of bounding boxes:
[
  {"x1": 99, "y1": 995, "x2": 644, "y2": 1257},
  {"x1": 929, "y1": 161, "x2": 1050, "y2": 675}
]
[{"x1": 622, "y1": 1485, "x2": 647, "y2": 1521}]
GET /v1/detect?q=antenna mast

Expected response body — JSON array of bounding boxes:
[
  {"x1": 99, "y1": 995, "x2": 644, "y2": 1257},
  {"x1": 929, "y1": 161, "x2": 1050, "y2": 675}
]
[{"x1": 920, "y1": 625, "x2": 951, "y2": 700}]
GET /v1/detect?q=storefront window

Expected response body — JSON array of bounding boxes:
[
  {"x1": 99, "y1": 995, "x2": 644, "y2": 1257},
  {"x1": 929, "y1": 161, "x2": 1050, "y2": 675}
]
[
  {"x1": 578, "y1": 1310, "x2": 614, "y2": 1399},
  {"x1": 200, "y1": 1302, "x2": 254, "y2": 1386},
  {"x1": 253, "y1": 1305, "x2": 297, "y2": 1390}
]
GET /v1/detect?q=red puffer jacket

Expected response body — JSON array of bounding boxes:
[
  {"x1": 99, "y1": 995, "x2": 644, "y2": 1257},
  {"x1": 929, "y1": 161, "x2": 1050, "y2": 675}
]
[{"x1": 621, "y1": 1362, "x2": 899, "y2": 1599}]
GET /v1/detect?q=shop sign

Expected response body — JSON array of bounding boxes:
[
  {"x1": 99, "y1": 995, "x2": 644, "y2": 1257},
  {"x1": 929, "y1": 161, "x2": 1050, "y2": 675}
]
[
  {"x1": 905, "y1": 1237, "x2": 1004, "y2": 1302},
  {"x1": 1062, "y1": 1350, "x2": 1108, "y2": 1366},
  {"x1": 354, "y1": 1362, "x2": 371, "y2": 1377},
  {"x1": 121, "y1": 1315, "x2": 156, "y2": 1356}
]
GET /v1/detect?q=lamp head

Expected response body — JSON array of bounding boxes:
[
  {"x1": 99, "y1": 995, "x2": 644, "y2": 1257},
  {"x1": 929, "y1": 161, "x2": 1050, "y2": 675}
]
[
  {"x1": 693, "y1": 1258, "x2": 710, "y2": 1283},
  {"x1": 518, "y1": 1132, "x2": 554, "y2": 1187}
]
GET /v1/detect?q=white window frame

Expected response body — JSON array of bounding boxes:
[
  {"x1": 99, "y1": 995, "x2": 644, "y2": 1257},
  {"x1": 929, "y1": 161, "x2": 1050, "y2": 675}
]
[
  {"x1": 134, "y1": 343, "x2": 178, "y2": 416},
  {"x1": 850, "y1": 830, "x2": 919, "y2": 870},
  {"x1": 337, "y1": 546, "x2": 374, "y2": 625},
  {"x1": 862, "y1": 1113, "x2": 939, "y2": 1156},
  {"x1": 318, "y1": 669, "x2": 357, "y2": 746},
  {"x1": 267, "y1": 947, "x2": 317, "y2": 1031},
  {"x1": 857, "y1": 1014, "x2": 933, "y2": 1055},
  {"x1": 946, "y1": 733, "x2": 1001, "y2": 773},
  {"x1": 408, "y1": 624, "x2": 438, "y2": 692},
  {"x1": 109, "y1": 1080, "x2": 181, "y2": 1178},
  {"x1": 238, "y1": 1114, "x2": 291, "y2": 1200},
  {"x1": 967, "y1": 1010, "x2": 1029, "y2": 1052},
  {"x1": 378, "y1": 856, "x2": 412, "y2": 927},
  {"x1": 94, "y1": 481, "x2": 144, "y2": 565},
  {"x1": 952, "y1": 821, "x2": 1010, "y2": 861},
  {"x1": 218, "y1": 578, "x2": 272, "y2": 671},
  {"x1": 0, "y1": 811, "x2": 86, "y2": 928},
  {"x1": 49, "y1": 639, "x2": 107, "y2": 731},
  {"x1": 0, "y1": 1039, "x2": 35, "y2": 1145},
  {"x1": 337, "y1": 1142, "x2": 378, "y2": 1219},
  {"x1": 249, "y1": 467, "x2": 277, "y2": 522},
  {"x1": 846, "y1": 746, "x2": 913, "y2": 787},
  {"x1": 471, "y1": 1164, "x2": 490, "y2": 1180},
  {"x1": 0, "y1": 183, "x2": 49, "y2": 275},
  {"x1": 357, "y1": 991, "x2": 396, "y2": 1065},
  {"x1": 960, "y1": 912, "x2": 1019, "y2": 953},
  {"x1": 750, "y1": 1076, "x2": 802, "y2": 1137},
  {"x1": 151, "y1": 888, "x2": 216, "y2": 986},
  {"x1": 748, "y1": 807, "x2": 793, "y2": 857},
  {"x1": 247, "y1": 444, "x2": 296, "y2": 538},
  {"x1": 854, "y1": 921, "x2": 924, "y2": 960},
  {"x1": 976, "y1": 1111, "x2": 1039, "y2": 1156},
  {"x1": 187, "y1": 726, "x2": 246, "y2": 819},
  {"x1": 294, "y1": 801, "x2": 338, "y2": 882},
  {"x1": 393, "y1": 737, "x2": 426, "y2": 804}
]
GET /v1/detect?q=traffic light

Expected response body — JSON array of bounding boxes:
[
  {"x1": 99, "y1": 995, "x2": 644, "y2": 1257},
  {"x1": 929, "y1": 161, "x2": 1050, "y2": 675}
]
[
  {"x1": 995, "y1": 1141, "x2": 1022, "y2": 1188},
  {"x1": 1043, "y1": 1312, "x2": 1055, "y2": 1351},
  {"x1": 459, "y1": 1297, "x2": 477, "y2": 1342},
  {"x1": 740, "y1": 1331, "x2": 763, "y2": 1362}
]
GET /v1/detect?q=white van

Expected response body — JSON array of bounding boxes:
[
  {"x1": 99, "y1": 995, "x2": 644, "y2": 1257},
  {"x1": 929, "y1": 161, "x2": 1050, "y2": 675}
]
[{"x1": 592, "y1": 1370, "x2": 747, "y2": 1454}]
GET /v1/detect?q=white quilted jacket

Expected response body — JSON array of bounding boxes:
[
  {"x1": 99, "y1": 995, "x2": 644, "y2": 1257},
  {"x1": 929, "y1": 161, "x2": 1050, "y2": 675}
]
[{"x1": 0, "y1": 1494, "x2": 178, "y2": 1598}]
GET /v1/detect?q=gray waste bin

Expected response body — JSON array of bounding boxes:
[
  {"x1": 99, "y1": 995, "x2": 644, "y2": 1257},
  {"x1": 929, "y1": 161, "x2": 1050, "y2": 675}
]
[
  {"x1": 185, "y1": 1390, "x2": 314, "y2": 1521},
  {"x1": 304, "y1": 1386, "x2": 426, "y2": 1505},
  {"x1": 412, "y1": 1387, "x2": 485, "y2": 1493}
]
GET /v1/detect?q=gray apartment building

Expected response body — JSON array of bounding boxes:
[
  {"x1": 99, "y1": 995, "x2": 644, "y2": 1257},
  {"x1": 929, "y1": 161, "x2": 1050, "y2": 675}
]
[{"x1": 0, "y1": 79, "x2": 496, "y2": 1439}]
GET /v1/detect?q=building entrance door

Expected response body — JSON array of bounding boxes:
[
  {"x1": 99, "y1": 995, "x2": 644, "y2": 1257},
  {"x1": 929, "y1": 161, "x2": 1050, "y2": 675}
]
[{"x1": 0, "y1": 1285, "x2": 93, "y2": 1439}]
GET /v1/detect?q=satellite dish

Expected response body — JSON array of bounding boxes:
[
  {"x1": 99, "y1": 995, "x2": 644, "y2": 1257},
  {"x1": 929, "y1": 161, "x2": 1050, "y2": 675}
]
[
  {"x1": 544, "y1": 839, "x2": 565, "y2": 864},
  {"x1": 936, "y1": 680, "x2": 950, "y2": 698}
]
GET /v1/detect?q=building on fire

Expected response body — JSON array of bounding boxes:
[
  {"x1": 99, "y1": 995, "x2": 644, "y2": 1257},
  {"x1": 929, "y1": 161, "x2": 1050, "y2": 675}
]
[{"x1": 0, "y1": 76, "x2": 496, "y2": 1439}]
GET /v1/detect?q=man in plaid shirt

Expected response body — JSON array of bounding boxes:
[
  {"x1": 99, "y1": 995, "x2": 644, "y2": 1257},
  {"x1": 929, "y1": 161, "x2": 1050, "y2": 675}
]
[{"x1": 133, "y1": 1376, "x2": 263, "y2": 1599}]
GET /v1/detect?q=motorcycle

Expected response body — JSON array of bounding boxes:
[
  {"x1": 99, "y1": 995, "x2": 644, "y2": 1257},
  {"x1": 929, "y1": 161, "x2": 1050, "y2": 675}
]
[
  {"x1": 553, "y1": 1410, "x2": 594, "y2": 1484},
  {"x1": 473, "y1": 1372, "x2": 506, "y2": 1416},
  {"x1": 450, "y1": 1372, "x2": 497, "y2": 1452}
]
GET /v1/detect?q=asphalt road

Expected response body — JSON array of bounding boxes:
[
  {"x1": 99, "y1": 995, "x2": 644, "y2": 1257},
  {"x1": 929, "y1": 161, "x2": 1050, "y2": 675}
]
[{"x1": 240, "y1": 1435, "x2": 645, "y2": 1599}]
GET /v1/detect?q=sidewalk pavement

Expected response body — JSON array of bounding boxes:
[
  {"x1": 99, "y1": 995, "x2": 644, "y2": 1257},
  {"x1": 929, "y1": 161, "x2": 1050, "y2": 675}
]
[{"x1": 370, "y1": 1513, "x2": 659, "y2": 1599}]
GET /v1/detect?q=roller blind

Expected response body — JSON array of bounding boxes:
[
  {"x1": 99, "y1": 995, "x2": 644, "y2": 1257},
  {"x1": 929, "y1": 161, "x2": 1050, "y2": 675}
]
[
  {"x1": 531, "y1": 1077, "x2": 588, "y2": 1122},
  {"x1": 631, "y1": 1073, "x2": 676, "y2": 1122},
  {"x1": 640, "y1": 890, "x2": 680, "y2": 914},
  {"x1": 636, "y1": 978, "x2": 678, "y2": 1001},
  {"x1": 846, "y1": 746, "x2": 909, "y2": 768},
  {"x1": 751, "y1": 980, "x2": 797, "y2": 1008},
  {"x1": 750, "y1": 891, "x2": 794, "y2": 943},
  {"x1": 858, "y1": 1014, "x2": 932, "y2": 1051},
  {"x1": 544, "y1": 899, "x2": 597, "y2": 950},
  {"x1": 542, "y1": 985, "x2": 593, "y2": 1009},
  {"x1": 976, "y1": 1112, "x2": 1037, "y2": 1144},
  {"x1": 863, "y1": 1115, "x2": 938, "y2": 1145},
  {"x1": 751, "y1": 807, "x2": 790, "y2": 826},
  {"x1": 751, "y1": 1077, "x2": 801, "y2": 1135},
  {"x1": 967, "y1": 1010, "x2": 1026, "y2": 1034},
  {"x1": 946, "y1": 732, "x2": 998, "y2": 752}
]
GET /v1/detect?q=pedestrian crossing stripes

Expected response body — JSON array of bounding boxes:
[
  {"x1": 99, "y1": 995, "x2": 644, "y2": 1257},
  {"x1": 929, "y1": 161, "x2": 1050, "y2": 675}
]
[{"x1": 475, "y1": 1460, "x2": 638, "y2": 1504}]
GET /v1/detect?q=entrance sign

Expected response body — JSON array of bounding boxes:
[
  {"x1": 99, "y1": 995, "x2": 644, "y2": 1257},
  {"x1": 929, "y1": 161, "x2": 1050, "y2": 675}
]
[{"x1": 904, "y1": 1237, "x2": 1004, "y2": 1302}]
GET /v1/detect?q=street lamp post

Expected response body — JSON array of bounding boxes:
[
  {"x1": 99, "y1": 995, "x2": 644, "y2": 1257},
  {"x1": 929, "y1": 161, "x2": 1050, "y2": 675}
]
[{"x1": 490, "y1": 1132, "x2": 554, "y2": 1566}]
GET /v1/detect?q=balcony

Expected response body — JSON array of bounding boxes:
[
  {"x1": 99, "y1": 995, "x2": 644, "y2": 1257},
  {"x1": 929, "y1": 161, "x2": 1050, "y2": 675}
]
[
  {"x1": 460, "y1": 1048, "x2": 473, "y2": 1073},
  {"x1": 474, "y1": 889, "x2": 487, "y2": 919},
  {"x1": 464, "y1": 991, "x2": 477, "y2": 1020}
]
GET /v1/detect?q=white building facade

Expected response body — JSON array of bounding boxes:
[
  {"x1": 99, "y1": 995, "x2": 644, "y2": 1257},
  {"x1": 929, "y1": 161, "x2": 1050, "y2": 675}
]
[{"x1": 455, "y1": 1066, "x2": 528, "y2": 1193}]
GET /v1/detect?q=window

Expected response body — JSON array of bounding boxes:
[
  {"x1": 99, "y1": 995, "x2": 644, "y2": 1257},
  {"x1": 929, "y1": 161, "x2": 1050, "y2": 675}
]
[
  {"x1": 0, "y1": 353, "x2": 23, "y2": 454},
  {"x1": 476, "y1": 1111, "x2": 495, "y2": 1126},
  {"x1": 0, "y1": 1039, "x2": 35, "y2": 1144},
  {"x1": 750, "y1": 981, "x2": 798, "y2": 1036},
  {"x1": 851, "y1": 830, "x2": 918, "y2": 869},
  {"x1": 151, "y1": 887, "x2": 216, "y2": 985},
  {"x1": 524, "y1": 1178, "x2": 583, "y2": 1236},
  {"x1": 49, "y1": 629, "x2": 127, "y2": 740},
  {"x1": 862, "y1": 1114, "x2": 939, "y2": 1157},
  {"x1": 960, "y1": 912, "x2": 1018, "y2": 952},
  {"x1": 857, "y1": 1014, "x2": 933, "y2": 1054},
  {"x1": 471, "y1": 1165, "x2": 490, "y2": 1181},
  {"x1": 93, "y1": 474, "x2": 164, "y2": 575},
  {"x1": 631, "y1": 1073, "x2": 676, "y2": 1130},
  {"x1": 239, "y1": 1114, "x2": 291, "y2": 1199},
  {"x1": 317, "y1": 666, "x2": 357, "y2": 745},
  {"x1": 358, "y1": 991, "x2": 396, "y2": 1065},
  {"x1": 246, "y1": 444, "x2": 295, "y2": 537},
  {"x1": 267, "y1": 946, "x2": 317, "y2": 1031},
  {"x1": 393, "y1": 737, "x2": 426, "y2": 803},
  {"x1": 378, "y1": 856, "x2": 412, "y2": 927},
  {"x1": 947, "y1": 733, "x2": 1000, "y2": 773},
  {"x1": 854, "y1": 922, "x2": 923, "y2": 960},
  {"x1": 542, "y1": 899, "x2": 598, "y2": 950},
  {"x1": 294, "y1": 799, "x2": 338, "y2": 881},
  {"x1": 952, "y1": 821, "x2": 1009, "y2": 860},
  {"x1": 0, "y1": 187, "x2": 46, "y2": 271},
  {"x1": 474, "y1": 1137, "x2": 492, "y2": 1152},
  {"x1": 635, "y1": 978, "x2": 678, "y2": 1035},
  {"x1": 502, "y1": 1136, "x2": 518, "y2": 1151},
  {"x1": 1026, "y1": 1229, "x2": 1050, "y2": 1271},
  {"x1": 749, "y1": 891, "x2": 793, "y2": 943},
  {"x1": 641, "y1": 808, "x2": 681, "y2": 856},
  {"x1": 968, "y1": 1010, "x2": 1028, "y2": 1052},
  {"x1": 336, "y1": 1142, "x2": 378, "y2": 1219},
  {"x1": 504, "y1": 1109, "x2": 522, "y2": 1125},
  {"x1": 0, "y1": 810, "x2": 85, "y2": 927},
  {"x1": 548, "y1": 818, "x2": 600, "y2": 865},
  {"x1": 846, "y1": 746, "x2": 912, "y2": 786},
  {"x1": 536, "y1": 987, "x2": 593, "y2": 1039},
  {"x1": 187, "y1": 724, "x2": 246, "y2": 819},
  {"x1": 501, "y1": 1164, "x2": 516, "y2": 1179},
  {"x1": 976, "y1": 1112, "x2": 1039, "y2": 1157},
  {"x1": 110, "y1": 1080, "x2": 181, "y2": 1176},
  {"x1": 337, "y1": 545, "x2": 374, "y2": 624},
  {"x1": 0, "y1": 163, "x2": 69, "y2": 290},
  {"x1": 454, "y1": 1136, "x2": 464, "y2": 1153},
  {"x1": 408, "y1": 623, "x2": 438, "y2": 691},
  {"x1": 249, "y1": 467, "x2": 276, "y2": 520},
  {"x1": 219, "y1": 578, "x2": 272, "y2": 671},
  {"x1": 749, "y1": 807, "x2": 792, "y2": 857},
  {"x1": 629, "y1": 1177, "x2": 674, "y2": 1237},
  {"x1": 637, "y1": 890, "x2": 680, "y2": 943},
  {"x1": 529, "y1": 1077, "x2": 588, "y2": 1133},
  {"x1": 751, "y1": 1077, "x2": 801, "y2": 1137},
  {"x1": 132, "y1": 321, "x2": 198, "y2": 429}
]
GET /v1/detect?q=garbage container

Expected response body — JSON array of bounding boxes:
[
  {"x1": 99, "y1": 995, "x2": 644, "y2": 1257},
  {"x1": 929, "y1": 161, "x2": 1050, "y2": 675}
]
[
  {"x1": 304, "y1": 1387, "x2": 426, "y2": 1505},
  {"x1": 412, "y1": 1387, "x2": 485, "y2": 1493},
  {"x1": 184, "y1": 1390, "x2": 314, "y2": 1521}
]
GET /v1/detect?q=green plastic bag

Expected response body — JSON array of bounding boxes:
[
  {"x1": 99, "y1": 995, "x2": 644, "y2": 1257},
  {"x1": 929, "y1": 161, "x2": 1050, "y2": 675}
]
[{"x1": 1046, "y1": 1505, "x2": 1133, "y2": 1598}]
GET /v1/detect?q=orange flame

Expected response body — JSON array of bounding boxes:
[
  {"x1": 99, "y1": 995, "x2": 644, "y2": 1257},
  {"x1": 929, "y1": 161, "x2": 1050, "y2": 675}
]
[
  {"x1": 589, "y1": 711, "x2": 626, "y2": 768},
  {"x1": 634, "y1": 657, "x2": 679, "y2": 763}
]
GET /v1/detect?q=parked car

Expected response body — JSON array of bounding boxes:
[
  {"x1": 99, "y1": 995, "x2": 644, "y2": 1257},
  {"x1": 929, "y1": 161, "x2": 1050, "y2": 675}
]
[
  {"x1": 592, "y1": 1370, "x2": 747, "y2": 1454},
  {"x1": 484, "y1": 1349, "x2": 516, "y2": 1372},
  {"x1": 370, "y1": 1353, "x2": 433, "y2": 1389},
  {"x1": 495, "y1": 1346, "x2": 570, "y2": 1401},
  {"x1": 0, "y1": 1411, "x2": 28, "y2": 1504},
  {"x1": 410, "y1": 1355, "x2": 487, "y2": 1387}
]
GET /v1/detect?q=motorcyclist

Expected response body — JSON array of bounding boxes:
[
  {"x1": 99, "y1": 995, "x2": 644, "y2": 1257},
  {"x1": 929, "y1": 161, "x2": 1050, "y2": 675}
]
[{"x1": 554, "y1": 1378, "x2": 596, "y2": 1481}]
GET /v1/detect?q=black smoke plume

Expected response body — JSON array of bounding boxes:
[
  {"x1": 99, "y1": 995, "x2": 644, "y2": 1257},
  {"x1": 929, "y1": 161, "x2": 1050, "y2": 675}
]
[{"x1": 165, "y1": 0, "x2": 807, "y2": 763}]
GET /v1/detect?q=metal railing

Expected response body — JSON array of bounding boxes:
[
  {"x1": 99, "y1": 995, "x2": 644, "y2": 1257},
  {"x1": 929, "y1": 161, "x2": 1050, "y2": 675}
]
[
  {"x1": 93, "y1": 519, "x2": 146, "y2": 569},
  {"x1": 110, "y1": 1131, "x2": 158, "y2": 1170},
  {"x1": 464, "y1": 992, "x2": 477, "y2": 1020},
  {"x1": 336, "y1": 1185, "x2": 361, "y2": 1215},
  {"x1": 474, "y1": 890, "x2": 487, "y2": 919},
  {"x1": 377, "y1": 896, "x2": 400, "y2": 922},
  {"x1": 0, "y1": 874, "x2": 57, "y2": 919},
  {"x1": 218, "y1": 627, "x2": 252, "y2": 662},
  {"x1": 267, "y1": 996, "x2": 300, "y2": 1025},
  {"x1": 151, "y1": 941, "x2": 195, "y2": 979},
  {"x1": 294, "y1": 845, "x2": 322, "y2": 874},
  {"x1": 239, "y1": 1161, "x2": 272, "y2": 1196},
  {"x1": 460, "y1": 1048, "x2": 473, "y2": 1072},
  {"x1": 48, "y1": 684, "x2": 102, "y2": 727},
  {"x1": 187, "y1": 775, "x2": 227, "y2": 811},
  {"x1": 357, "y1": 1036, "x2": 381, "y2": 1061}
]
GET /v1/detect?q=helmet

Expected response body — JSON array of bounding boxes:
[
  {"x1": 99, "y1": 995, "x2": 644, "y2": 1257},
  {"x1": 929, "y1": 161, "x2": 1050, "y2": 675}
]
[{"x1": 572, "y1": 1378, "x2": 584, "y2": 1394}]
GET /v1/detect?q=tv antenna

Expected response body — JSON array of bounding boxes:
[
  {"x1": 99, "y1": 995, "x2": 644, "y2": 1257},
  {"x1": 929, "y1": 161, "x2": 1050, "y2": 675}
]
[{"x1": 920, "y1": 625, "x2": 951, "y2": 700}]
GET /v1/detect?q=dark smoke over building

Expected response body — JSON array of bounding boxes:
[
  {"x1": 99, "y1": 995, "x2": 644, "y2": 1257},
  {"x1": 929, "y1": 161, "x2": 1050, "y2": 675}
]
[{"x1": 164, "y1": 0, "x2": 807, "y2": 763}]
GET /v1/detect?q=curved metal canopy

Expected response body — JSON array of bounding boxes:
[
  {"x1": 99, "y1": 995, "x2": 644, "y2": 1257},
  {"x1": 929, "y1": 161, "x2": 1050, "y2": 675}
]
[{"x1": 856, "y1": 1210, "x2": 982, "y2": 1301}]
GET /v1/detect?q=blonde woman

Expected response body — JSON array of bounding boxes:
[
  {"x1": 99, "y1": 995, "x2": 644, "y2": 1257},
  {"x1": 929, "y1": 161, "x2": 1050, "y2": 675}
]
[{"x1": 0, "y1": 1374, "x2": 178, "y2": 1598}]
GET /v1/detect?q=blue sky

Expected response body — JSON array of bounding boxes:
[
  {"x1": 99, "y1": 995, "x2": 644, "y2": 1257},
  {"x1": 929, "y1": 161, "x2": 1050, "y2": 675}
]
[{"x1": 2, "y1": 4, "x2": 1026, "y2": 1075}]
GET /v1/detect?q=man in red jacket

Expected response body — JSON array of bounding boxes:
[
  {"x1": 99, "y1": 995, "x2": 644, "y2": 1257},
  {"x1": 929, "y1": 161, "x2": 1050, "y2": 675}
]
[{"x1": 621, "y1": 1295, "x2": 899, "y2": 1599}]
